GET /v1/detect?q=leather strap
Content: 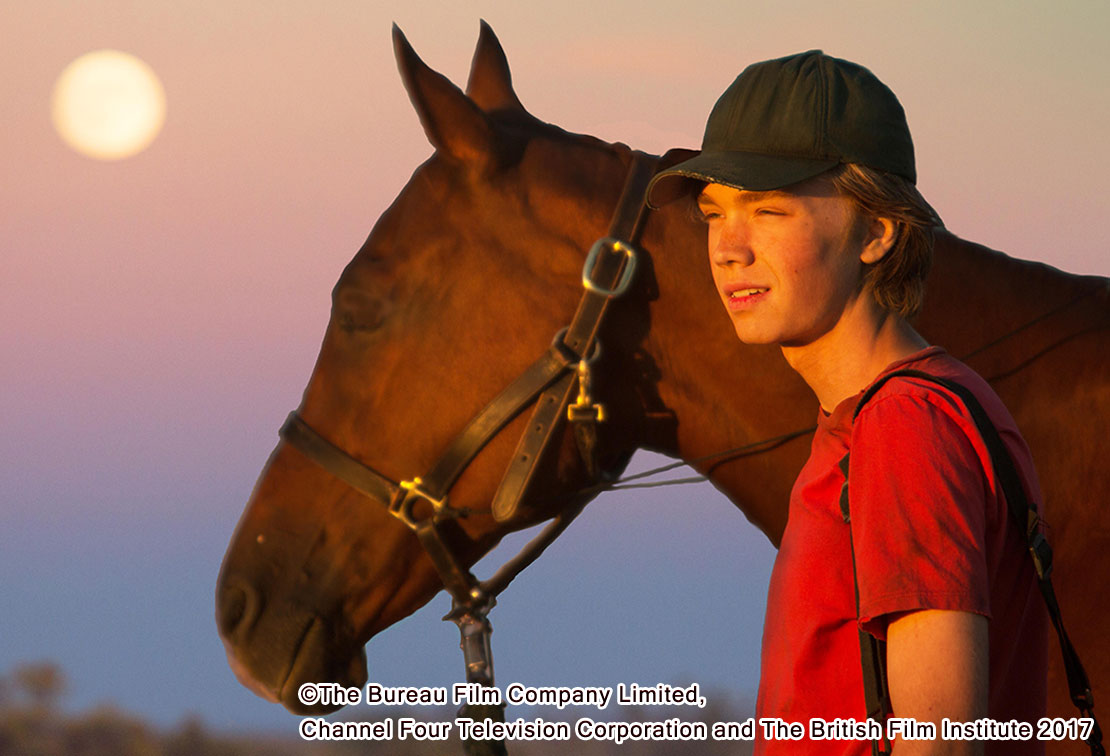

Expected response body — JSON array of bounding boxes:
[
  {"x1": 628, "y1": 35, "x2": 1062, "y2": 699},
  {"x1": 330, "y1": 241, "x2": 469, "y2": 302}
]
[
  {"x1": 420, "y1": 339, "x2": 578, "y2": 500},
  {"x1": 846, "y1": 369, "x2": 1103, "y2": 756},
  {"x1": 280, "y1": 413, "x2": 400, "y2": 504},
  {"x1": 490, "y1": 151, "x2": 657, "y2": 521},
  {"x1": 839, "y1": 454, "x2": 893, "y2": 756}
]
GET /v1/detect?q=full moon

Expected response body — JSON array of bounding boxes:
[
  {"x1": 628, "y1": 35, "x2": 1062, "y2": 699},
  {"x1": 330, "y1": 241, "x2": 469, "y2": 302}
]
[{"x1": 51, "y1": 50, "x2": 167, "y2": 161}]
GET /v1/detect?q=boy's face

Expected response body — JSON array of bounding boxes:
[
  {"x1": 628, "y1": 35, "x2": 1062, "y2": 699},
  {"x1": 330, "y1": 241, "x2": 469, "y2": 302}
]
[{"x1": 696, "y1": 177, "x2": 872, "y2": 348}]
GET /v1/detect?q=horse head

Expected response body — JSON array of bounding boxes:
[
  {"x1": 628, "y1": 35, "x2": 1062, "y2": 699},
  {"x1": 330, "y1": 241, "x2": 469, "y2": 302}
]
[{"x1": 215, "y1": 22, "x2": 692, "y2": 713}]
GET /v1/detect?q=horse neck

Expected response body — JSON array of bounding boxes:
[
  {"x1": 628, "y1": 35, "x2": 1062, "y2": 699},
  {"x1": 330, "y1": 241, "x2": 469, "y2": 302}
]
[{"x1": 920, "y1": 230, "x2": 1108, "y2": 376}]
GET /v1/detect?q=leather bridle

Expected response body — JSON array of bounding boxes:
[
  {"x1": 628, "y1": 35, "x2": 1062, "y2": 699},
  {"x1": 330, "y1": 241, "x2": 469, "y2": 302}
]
[{"x1": 277, "y1": 153, "x2": 658, "y2": 725}]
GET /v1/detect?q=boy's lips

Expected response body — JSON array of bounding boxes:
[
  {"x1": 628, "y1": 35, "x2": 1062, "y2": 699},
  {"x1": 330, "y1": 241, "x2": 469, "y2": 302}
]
[{"x1": 722, "y1": 282, "x2": 770, "y2": 310}]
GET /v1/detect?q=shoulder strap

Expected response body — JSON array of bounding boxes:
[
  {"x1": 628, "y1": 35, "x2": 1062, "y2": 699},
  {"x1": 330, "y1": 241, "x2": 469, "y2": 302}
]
[
  {"x1": 844, "y1": 368, "x2": 1104, "y2": 756},
  {"x1": 838, "y1": 453, "x2": 893, "y2": 756}
]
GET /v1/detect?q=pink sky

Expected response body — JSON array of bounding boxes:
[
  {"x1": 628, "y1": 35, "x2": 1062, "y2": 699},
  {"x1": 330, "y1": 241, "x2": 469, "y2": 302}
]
[{"x1": 2, "y1": 0, "x2": 1106, "y2": 732}]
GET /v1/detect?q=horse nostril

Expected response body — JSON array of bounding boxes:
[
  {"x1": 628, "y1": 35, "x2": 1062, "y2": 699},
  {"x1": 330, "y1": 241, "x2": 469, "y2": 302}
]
[{"x1": 217, "y1": 581, "x2": 257, "y2": 638}]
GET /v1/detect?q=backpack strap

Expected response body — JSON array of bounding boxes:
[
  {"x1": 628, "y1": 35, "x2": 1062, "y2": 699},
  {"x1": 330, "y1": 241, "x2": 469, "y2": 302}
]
[
  {"x1": 843, "y1": 368, "x2": 1104, "y2": 756},
  {"x1": 839, "y1": 453, "x2": 893, "y2": 756}
]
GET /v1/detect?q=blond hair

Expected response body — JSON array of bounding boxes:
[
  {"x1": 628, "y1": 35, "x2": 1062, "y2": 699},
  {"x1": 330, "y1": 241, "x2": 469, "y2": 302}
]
[{"x1": 830, "y1": 163, "x2": 943, "y2": 319}]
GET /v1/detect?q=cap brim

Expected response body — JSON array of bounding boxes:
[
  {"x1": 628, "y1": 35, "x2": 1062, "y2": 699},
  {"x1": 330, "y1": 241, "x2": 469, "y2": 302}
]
[{"x1": 646, "y1": 151, "x2": 840, "y2": 208}]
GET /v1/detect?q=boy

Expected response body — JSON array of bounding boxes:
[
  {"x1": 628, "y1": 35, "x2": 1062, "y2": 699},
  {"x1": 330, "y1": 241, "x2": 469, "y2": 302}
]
[{"x1": 647, "y1": 50, "x2": 1046, "y2": 755}]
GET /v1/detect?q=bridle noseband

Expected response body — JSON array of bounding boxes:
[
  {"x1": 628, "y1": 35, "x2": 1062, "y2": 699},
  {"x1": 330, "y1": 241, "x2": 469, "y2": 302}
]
[{"x1": 277, "y1": 154, "x2": 658, "y2": 733}]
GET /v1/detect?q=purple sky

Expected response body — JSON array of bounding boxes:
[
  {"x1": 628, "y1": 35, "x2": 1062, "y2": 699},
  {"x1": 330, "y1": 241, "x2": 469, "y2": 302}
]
[{"x1": 2, "y1": 0, "x2": 1107, "y2": 735}]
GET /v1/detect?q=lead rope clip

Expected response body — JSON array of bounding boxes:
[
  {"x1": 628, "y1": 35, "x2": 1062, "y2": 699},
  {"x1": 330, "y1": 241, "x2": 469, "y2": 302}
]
[{"x1": 568, "y1": 356, "x2": 605, "y2": 423}]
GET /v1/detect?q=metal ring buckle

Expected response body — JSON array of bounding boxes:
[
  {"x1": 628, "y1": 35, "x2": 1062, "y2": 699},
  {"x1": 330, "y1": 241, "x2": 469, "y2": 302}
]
[
  {"x1": 551, "y1": 327, "x2": 603, "y2": 365},
  {"x1": 390, "y1": 477, "x2": 450, "y2": 529},
  {"x1": 581, "y1": 237, "x2": 638, "y2": 298}
]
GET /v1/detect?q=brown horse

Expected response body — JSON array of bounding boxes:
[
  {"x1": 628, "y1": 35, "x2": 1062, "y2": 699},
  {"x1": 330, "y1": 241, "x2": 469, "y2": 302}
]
[{"x1": 217, "y1": 22, "x2": 1108, "y2": 749}]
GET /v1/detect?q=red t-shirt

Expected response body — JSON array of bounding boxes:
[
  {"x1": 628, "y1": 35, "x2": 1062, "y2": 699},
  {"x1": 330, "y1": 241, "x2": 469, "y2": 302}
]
[{"x1": 754, "y1": 347, "x2": 1047, "y2": 755}]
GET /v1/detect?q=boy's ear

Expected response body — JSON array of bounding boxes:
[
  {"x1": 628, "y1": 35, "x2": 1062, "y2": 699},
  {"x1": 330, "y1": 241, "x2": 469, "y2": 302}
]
[{"x1": 860, "y1": 217, "x2": 897, "y2": 264}]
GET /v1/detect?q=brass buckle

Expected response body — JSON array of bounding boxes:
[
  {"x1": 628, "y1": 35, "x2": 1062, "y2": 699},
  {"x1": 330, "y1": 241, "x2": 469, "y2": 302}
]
[
  {"x1": 390, "y1": 477, "x2": 450, "y2": 529},
  {"x1": 568, "y1": 355, "x2": 605, "y2": 422},
  {"x1": 581, "y1": 237, "x2": 638, "y2": 298}
]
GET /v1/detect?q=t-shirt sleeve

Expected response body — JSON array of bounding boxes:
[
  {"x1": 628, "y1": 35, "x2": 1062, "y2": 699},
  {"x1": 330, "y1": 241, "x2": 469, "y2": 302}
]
[{"x1": 849, "y1": 389, "x2": 992, "y2": 640}]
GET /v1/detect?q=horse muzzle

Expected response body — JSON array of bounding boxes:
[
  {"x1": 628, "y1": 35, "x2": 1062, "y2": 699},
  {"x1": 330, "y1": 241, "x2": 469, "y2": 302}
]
[{"x1": 216, "y1": 574, "x2": 369, "y2": 714}]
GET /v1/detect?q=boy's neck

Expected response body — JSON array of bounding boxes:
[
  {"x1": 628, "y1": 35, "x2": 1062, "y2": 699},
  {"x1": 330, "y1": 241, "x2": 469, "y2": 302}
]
[{"x1": 782, "y1": 306, "x2": 929, "y2": 413}]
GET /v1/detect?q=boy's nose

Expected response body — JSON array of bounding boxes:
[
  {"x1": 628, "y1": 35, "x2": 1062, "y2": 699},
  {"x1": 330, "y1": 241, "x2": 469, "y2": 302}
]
[{"x1": 711, "y1": 222, "x2": 755, "y2": 267}]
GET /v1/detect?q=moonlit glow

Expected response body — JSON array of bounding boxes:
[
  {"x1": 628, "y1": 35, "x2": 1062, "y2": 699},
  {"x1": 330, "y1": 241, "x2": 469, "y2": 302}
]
[{"x1": 51, "y1": 50, "x2": 167, "y2": 161}]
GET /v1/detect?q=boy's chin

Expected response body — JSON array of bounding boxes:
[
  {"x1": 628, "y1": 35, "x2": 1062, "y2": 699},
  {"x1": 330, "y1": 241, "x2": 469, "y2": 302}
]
[{"x1": 730, "y1": 325, "x2": 777, "y2": 346}]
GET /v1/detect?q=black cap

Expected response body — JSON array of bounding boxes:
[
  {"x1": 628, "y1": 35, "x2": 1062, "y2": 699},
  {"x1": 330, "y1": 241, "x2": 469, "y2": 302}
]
[{"x1": 647, "y1": 50, "x2": 916, "y2": 207}]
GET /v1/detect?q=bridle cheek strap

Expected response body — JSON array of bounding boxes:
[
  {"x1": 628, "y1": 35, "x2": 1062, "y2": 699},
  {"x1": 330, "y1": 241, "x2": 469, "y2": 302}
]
[{"x1": 490, "y1": 153, "x2": 656, "y2": 521}]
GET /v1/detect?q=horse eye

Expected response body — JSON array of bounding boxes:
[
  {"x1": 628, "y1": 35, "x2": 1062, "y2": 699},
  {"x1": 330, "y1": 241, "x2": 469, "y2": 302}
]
[{"x1": 333, "y1": 288, "x2": 389, "y2": 334}]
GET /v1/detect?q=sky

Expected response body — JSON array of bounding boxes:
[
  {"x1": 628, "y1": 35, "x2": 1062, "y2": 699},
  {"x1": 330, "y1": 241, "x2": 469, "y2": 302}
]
[{"x1": 2, "y1": 0, "x2": 1108, "y2": 737}]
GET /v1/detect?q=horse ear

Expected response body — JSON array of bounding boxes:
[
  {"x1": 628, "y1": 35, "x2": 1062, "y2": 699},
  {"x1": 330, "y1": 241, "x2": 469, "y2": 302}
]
[
  {"x1": 465, "y1": 20, "x2": 525, "y2": 113},
  {"x1": 393, "y1": 24, "x2": 496, "y2": 167}
]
